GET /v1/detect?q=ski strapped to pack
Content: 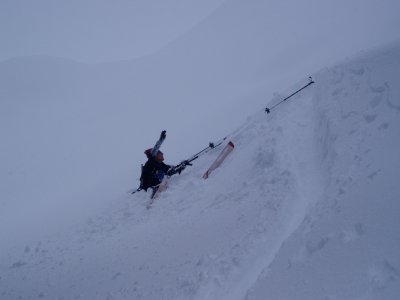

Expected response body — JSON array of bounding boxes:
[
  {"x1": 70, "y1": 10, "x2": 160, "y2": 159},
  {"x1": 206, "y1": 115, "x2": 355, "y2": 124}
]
[{"x1": 265, "y1": 76, "x2": 315, "y2": 114}]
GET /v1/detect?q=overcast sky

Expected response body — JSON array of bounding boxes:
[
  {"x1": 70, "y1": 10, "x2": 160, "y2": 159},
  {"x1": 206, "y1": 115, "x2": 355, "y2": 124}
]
[
  {"x1": 2, "y1": 0, "x2": 400, "y2": 64},
  {"x1": 0, "y1": 0, "x2": 226, "y2": 63}
]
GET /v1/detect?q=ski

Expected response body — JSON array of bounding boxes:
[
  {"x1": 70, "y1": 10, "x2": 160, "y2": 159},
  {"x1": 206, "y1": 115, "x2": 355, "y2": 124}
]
[{"x1": 203, "y1": 141, "x2": 235, "y2": 179}]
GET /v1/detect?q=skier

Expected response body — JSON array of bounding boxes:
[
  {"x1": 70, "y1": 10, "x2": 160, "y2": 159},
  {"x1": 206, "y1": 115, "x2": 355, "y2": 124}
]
[{"x1": 139, "y1": 130, "x2": 187, "y2": 193}]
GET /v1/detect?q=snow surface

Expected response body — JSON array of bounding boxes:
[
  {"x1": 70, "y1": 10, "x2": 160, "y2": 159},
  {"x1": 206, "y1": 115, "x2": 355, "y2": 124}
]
[
  {"x1": 1, "y1": 43, "x2": 400, "y2": 300},
  {"x1": 1, "y1": 0, "x2": 400, "y2": 299}
]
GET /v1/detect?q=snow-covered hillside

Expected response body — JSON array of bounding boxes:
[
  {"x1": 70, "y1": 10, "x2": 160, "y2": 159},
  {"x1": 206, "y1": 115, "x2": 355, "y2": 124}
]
[
  {"x1": 245, "y1": 43, "x2": 400, "y2": 300},
  {"x1": 1, "y1": 42, "x2": 400, "y2": 299},
  {"x1": 2, "y1": 0, "x2": 400, "y2": 299}
]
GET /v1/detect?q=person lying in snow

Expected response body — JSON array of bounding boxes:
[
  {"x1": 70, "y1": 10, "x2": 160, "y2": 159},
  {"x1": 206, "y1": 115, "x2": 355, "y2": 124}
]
[{"x1": 140, "y1": 130, "x2": 187, "y2": 192}]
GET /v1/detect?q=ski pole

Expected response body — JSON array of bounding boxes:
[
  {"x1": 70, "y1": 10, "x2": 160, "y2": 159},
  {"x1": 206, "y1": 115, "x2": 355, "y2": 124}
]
[
  {"x1": 265, "y1": 76, "x2": 315, "y2": 114},
  {"x1": 176, "y1": 136, "x2": 228, "y2": 169},
  {"x1": 186, "y1": 137, "x2": 227, "y2": 161}
]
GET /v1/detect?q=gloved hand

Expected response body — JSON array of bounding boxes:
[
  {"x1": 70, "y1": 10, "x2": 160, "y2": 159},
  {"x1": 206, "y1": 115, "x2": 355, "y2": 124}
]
[
  {"x1": 167, "y1": 164, "x2": 185, "y2": 176},
  {"x1": 183, "y1": 160, "x2": 192, "y2": 166},
  {"x1": 160, "y1": 130, "x2": 166, "y2": 140},
  {"x1": 177, "y1": 164, "x2": 186, "y2": 174}
]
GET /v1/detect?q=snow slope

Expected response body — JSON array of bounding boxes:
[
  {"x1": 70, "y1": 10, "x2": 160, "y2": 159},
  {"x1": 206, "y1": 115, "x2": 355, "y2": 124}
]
[
  {"x1": 2, "y1": 0, "x2": 400, "y2": 299},
  {"x1": 245, "y1": 43, "x2": 400, "y2": 300},
  {"x1": 2, "y1": 0, "x2": 400, "y2": 230},
  {"x1": 1, "y1": 42, "x2": 400, "y2": 299}
]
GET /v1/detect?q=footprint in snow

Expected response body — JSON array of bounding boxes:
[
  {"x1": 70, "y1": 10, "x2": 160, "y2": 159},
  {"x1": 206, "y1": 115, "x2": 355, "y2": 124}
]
[
  {"x1": 369, "y1": 84, "x2": 386, "y2": 94},
  {"x1": 306, "y1": 237, "x2": 330, "y2": 255},
  {"x1": 369, "y1": 95, "x2": 383, "y2": 108},
  {"x1": 10, "y1": 261, "x2": 27, "y2": 269},
  {"x1": 378, "y1": 123, "x2": 389, "y2": 131},
  {"x1": 367, "y1": 169, "x2": 381, "y2": 180},
  {"x1": 363, "y1": 114, "x2": 377, "y2": 123},
  {"x1": 342, "y1": 223, "x2": 366, "y2": 242},
  {"x1": 348, "y1": 67, "x2": 365, "y2": 76},
  {"x1": 368, "y1": 259, "x2": 399, "y2": 291},
  {"x1": 291, "y1": 237, "x2": 330, "y2": 263},
  {"x1": 386, "y1": 97, "x2": 400, "y2": 112}
]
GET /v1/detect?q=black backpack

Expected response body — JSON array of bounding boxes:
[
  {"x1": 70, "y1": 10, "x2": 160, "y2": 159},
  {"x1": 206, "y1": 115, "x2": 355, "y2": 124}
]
[{"x1": 138, "y1": 163, "x2": 157, "y2": 192}]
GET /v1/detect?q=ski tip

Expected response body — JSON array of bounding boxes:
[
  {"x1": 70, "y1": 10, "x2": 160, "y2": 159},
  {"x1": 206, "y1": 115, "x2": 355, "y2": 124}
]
[{"x1": 228, "y1": 141, "x2": 235, "y2": 148}]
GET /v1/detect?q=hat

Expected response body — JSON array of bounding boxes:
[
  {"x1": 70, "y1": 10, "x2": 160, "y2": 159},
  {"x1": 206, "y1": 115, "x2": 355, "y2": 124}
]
[{"x1": 144, "y1": 148, "x2": 163, "y2": 158}]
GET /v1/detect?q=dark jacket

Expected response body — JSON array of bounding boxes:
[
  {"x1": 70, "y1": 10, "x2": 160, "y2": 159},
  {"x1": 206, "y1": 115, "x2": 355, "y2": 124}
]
[
  {"x1": 141, "y1": 152, "x2": 172, "y2": 190},
  {"x1": 140, "y1": 131, "x2": 186, "y2": 191},
  {"x1": 140, "y1": 133, "x2": 172, "y2": 190}
]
